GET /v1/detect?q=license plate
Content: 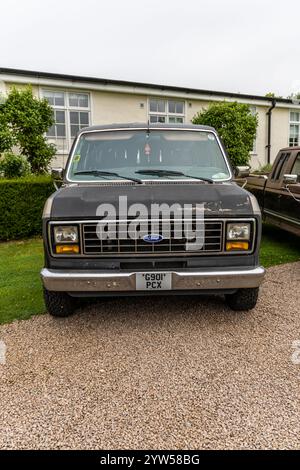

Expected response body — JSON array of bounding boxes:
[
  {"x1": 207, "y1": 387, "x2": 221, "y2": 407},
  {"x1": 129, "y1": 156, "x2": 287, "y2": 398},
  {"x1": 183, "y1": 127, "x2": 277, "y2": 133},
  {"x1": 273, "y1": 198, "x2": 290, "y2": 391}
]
[{"x1": 136, "y1": 272, "x2": 172, "y2": 290}]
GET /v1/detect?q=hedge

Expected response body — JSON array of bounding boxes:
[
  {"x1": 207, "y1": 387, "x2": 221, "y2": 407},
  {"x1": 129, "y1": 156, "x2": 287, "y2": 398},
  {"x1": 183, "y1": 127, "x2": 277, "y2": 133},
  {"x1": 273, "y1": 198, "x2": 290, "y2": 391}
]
[{"x1": 0, "y1": 176, "x2": 55, "y2": 240}]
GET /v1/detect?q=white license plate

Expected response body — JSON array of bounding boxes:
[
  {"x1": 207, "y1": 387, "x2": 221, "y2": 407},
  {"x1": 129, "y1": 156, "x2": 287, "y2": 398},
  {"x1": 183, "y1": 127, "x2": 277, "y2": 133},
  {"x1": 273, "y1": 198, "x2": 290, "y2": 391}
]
[{"x1": 136, "y1": 272, "x2": 172, "y2": 290}]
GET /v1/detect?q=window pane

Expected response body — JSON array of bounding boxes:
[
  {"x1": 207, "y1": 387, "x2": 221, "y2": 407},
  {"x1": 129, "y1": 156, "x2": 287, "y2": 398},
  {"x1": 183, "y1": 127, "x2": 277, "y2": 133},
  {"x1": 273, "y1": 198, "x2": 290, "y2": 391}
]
[
  {"x1": 54, "y1": 93, "x2": 65, "y2": 106},
  {"x1": 149, "y1": 100, "x2": 157, "y2": 112},
  {"x1": 43, "y1": 91, "x2": 65, "y2": 106},
  {"x1": 44, "y1": 93, "x2": 54, "y2": 105},
  {"x1": 168, "y1": 101, "x2": 176, "y2": 113},
  {"x1": 69, "y1": 93, "x2": 89, "y2": 108},
  {"x1": 55, "y1": 110, "x2": 65, "y2": 123},
  {"x1": 80, "y1": 112, "x2": 89, "y2": 125},
  {"x1": 157, "y1": 100, "x2": 165, "y2": 113},
  {"x1": 289, "y1": 137, "x2": 298, "y2": 146},
  {"x1": 168, "y1": 100, "x2": 184, "y2": 114},
  {"x1": 71, "y1": 124, "x2": 80, "y2": 137},
  {"x1": 175, "y1": 102, "x2": 184, "y2": 114},
  {"x1": 290, "y1": 124, "x2": 299, "y2": 142},
  {"x1": 79, "y1": 94, "x2": 88, "y2": 107},
  {"x1": 56, "y1": 124, "x2": 66, "y2": 137},
  {"x1": 168, "y1": 116, "x2": 184, "y2": 123},
  {"x1": 47, "y1": 125, "x2": 55, "y2": 137},
  {"x1": 149, "y1": 115, "x2": 158, "y2": 123},
  {"x1": 291, "y1": 112, "x2": 300, "y2": 122},
  {"x1": 150, "y1": 99, "x2": 165, "y2": 113},
  {"x1": 70, "y1": 111, "x2": 79, "y2": 124},
  {"x1": 69, "y1": 94, "x2": 79, "y2": 107}
]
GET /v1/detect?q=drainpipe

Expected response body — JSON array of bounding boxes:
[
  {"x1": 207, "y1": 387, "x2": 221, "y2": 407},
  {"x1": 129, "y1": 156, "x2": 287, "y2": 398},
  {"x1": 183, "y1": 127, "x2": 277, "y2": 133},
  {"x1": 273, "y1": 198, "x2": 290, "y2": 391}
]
[{"x1": 266, "y1": 99, "x2": 276, "y2": 165}]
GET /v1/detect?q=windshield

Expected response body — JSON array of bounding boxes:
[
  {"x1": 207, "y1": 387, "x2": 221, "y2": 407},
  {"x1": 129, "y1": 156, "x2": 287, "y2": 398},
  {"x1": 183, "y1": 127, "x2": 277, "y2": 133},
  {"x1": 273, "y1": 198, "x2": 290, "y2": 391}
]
[{"x1": 67, "y1": 130, "x2": 231, "y2": 182}]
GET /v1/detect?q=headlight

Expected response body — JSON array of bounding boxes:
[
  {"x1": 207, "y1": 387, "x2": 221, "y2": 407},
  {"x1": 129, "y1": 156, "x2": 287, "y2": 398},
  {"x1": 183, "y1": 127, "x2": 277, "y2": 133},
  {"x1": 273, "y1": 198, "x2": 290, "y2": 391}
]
[
  {"x1": 53, "y1": 225, "x2": 78, "y2": 243},
  {"x1": 227, "y1": 223, "x2": 251, "y2": 241}
]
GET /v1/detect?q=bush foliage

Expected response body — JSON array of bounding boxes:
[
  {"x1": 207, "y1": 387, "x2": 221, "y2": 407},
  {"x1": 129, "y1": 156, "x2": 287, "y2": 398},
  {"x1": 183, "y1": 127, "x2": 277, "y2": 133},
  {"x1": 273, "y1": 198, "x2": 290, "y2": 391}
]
[
  {"x1": 192, "y1": 101, "x2": 258, "y2": 167},
  {"x1": 0, "y1": 176, "x2": 55, "y2": 240},
  {"x1": 0, "y1": 86, "x2": 56, "y2": 173},
  {"x1": 0, "y1": 153, "x2": 31, "y2": 178}
]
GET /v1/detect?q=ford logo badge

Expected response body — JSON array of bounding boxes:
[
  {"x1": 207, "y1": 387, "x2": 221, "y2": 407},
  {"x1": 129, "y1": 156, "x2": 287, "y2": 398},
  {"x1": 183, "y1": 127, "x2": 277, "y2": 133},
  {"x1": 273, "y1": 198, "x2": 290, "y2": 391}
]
[{"x1": 143, "y1": 234, "x2": 163, "y2": 243}]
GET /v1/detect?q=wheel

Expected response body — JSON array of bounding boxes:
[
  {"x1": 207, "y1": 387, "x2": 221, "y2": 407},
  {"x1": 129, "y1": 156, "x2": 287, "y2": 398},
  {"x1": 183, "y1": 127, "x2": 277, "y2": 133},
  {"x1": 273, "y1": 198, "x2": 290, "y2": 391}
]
[
  {"x1": 43, "y1": 287, "x2": 77, "y2": 317},
  {"x1": 225, "y1": 287, "x2": 259, "y2": 311}
]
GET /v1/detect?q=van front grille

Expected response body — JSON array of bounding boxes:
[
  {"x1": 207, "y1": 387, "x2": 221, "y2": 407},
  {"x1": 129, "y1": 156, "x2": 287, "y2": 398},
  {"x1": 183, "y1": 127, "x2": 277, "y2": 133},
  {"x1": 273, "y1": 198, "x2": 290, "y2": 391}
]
[{"x1": 82, "y1": 220, "x2": 223, "y2": 256}]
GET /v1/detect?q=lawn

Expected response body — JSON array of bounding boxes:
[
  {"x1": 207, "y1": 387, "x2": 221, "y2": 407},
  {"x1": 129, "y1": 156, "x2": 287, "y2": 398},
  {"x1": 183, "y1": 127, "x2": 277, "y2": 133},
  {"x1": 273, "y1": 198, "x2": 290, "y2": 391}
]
[
  {"x1": 260, "y1": 224, "x2": 300, "y2": 268},
  {"x1": 0, "y1": 238, "x2": 44, "y2": 324},
  {"x1": 0, "y1": 224, "x2": 299, "y2": 325}
]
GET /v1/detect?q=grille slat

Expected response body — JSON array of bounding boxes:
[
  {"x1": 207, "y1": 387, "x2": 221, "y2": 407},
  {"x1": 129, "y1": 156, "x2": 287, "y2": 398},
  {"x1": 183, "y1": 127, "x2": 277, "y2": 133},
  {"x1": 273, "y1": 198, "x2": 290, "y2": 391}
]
[{"x1": 82, "y1": 220, "x2": 223, "y2": 256}]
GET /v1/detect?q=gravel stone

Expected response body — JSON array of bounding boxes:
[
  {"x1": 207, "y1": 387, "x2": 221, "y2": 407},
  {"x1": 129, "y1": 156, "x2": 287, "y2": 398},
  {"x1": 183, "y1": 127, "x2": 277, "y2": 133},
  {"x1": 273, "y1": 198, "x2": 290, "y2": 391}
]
[{"x1": 0, "y1": 262, "x2": 300, "y2": 449}]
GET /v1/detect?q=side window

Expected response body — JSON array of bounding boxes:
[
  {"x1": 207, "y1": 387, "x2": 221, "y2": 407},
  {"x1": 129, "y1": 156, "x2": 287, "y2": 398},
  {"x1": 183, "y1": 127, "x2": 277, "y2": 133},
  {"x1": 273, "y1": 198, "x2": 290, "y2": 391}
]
[
  {"x1": 277, "y1": 153, "x2": 290, "y2": 180},
  {"x1": 271, "y1": 153, "x2": 285, "y2": 180},
  {"x1": 291, "y1": 153, "x2": 300, "y2": 176}
]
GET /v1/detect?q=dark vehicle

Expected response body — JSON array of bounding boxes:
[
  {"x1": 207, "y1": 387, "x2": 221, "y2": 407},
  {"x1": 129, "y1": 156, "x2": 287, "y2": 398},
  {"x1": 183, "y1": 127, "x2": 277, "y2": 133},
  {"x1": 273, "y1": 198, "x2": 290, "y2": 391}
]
[
  {"x1": 245, "y1": 148, "x2": 300, "y2": 236},
  {"x1": 41, "y1": 123, "x2": 265, "y2": 317}
]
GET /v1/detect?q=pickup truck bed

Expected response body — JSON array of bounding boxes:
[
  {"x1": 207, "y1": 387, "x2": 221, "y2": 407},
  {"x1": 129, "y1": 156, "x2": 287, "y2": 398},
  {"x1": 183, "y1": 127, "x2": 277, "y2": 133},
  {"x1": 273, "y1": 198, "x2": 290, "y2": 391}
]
[{"x1": 246, "y1": 148, "x2": 300, "y2": 236}]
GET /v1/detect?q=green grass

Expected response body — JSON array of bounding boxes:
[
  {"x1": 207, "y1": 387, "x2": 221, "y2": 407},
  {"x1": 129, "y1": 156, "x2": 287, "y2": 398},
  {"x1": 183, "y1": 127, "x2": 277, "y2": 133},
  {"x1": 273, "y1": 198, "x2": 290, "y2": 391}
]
[
  {"x1": 0, "y1": 238, "x2": 44, "y2": 324},
  {"x1": 260, "y1": 223, "x2": 300, "y2": 268},
  {"x1": 0, "y1": 224, "x2": 299, "y2": 325}
]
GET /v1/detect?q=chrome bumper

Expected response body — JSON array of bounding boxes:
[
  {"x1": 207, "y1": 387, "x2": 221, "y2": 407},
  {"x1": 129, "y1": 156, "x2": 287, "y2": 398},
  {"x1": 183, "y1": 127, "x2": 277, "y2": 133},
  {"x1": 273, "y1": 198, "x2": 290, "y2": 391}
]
[{"x1": 41, "y1": 267, "x2": 265, "y2": 292}]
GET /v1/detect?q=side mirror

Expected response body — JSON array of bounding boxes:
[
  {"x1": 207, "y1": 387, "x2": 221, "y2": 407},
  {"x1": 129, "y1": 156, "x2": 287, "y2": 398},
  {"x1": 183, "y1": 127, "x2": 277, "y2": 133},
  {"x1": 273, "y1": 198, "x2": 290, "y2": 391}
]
[
  {"x1": 283, "y1": 174, "x2": 298, "y2": 184},
  {"x1": 235, "y1": 166, "x2": 250, "y2": 178},
  {"x1": 51, "y1": 167, "x2": 64, "y2": 180}
]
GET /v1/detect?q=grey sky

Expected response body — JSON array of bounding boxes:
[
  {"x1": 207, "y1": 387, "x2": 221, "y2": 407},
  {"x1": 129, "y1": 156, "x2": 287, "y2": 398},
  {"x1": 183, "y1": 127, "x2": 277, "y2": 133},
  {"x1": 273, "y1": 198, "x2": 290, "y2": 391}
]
[{"x1": 1, "y1": 0, "x2": 299, "y2": 97}]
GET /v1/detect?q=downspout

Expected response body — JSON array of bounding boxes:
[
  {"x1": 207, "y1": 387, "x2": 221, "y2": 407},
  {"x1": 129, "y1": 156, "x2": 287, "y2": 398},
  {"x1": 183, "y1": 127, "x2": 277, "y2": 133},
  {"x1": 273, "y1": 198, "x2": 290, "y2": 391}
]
[{"x1": 266, "y1": 99, "x2": 276, "y2": 165}]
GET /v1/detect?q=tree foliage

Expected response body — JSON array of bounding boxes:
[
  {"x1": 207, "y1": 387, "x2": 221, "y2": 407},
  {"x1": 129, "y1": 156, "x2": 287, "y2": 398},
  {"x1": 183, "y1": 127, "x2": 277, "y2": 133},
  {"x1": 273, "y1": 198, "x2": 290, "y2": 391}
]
[
  {"x1": 0, "y1": 110, "x2": 15, "y2": 153},
  {"x1": 0, "y1": 152, "x2": 31, "y2": 178},
  {"x1": 0, "y1": 86, "x2": 56, "y2": 173},
  {"x1": 192, "y1": 101, "x2": 258, "y2": 166}
]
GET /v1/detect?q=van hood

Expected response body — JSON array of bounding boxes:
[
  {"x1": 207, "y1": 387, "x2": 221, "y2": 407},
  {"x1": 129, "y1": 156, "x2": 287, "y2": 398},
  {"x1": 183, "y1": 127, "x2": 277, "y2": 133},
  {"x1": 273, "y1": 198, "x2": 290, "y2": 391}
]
[{"x1": 48, "y1": 182, "x2": 255, "y2": 219}]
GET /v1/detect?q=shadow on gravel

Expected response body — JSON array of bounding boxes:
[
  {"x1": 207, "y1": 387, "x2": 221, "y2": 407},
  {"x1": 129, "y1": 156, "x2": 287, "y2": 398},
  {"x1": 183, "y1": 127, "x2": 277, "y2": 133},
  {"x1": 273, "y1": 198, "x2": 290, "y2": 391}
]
[{"x1": 57, "y1": 293, "x2": 252, "y2": 330}]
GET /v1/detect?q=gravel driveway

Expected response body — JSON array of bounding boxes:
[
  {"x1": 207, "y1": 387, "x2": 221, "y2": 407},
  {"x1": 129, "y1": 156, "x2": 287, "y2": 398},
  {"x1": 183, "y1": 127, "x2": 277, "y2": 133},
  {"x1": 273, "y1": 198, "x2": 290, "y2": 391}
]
[{"x1": 0, "y1": 262, "x2": 300, "y2": 450}]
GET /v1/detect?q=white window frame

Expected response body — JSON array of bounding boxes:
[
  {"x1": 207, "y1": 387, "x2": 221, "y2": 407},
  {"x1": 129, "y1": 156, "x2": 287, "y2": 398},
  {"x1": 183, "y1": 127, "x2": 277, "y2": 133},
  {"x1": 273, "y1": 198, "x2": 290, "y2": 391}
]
[
  {"x1": 148, "y1": 98, "x2": 185, "y2": 124},
  {"x1": 41, "y1": 88, "x2": 91, "y2": 154},
  {"x1": 289, "y1": 111, "x2": 300, "y2": 147}
]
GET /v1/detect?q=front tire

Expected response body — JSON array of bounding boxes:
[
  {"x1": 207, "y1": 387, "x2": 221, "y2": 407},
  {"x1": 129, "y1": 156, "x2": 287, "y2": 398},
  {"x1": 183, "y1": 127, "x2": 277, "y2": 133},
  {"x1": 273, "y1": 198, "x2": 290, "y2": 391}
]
[
  {"x1": 43, "y1": 287, "x2": 76, "y2": 317},
  {"x1": 225, "y1": 287, "x2": 259, "y2": 311}
]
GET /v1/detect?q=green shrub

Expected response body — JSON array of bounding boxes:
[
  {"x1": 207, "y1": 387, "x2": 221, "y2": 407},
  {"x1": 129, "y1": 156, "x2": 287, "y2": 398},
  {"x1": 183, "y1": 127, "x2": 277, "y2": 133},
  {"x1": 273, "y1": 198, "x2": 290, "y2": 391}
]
[
  {"x1": 0, "y1": 176, "x2": 55, "y2": 240},
  {"x1": 192, "y1": 101, "x2": 258, "y2": 167},
  {"x1": 0, "y1": 153, "x2": 31, "y2": 178},
  {"x1": 252, "y1": 163, "x2": 273, "y2": 174},
  {"x1": 0, "y1": 86, "x2": 56, "y2": 173}
]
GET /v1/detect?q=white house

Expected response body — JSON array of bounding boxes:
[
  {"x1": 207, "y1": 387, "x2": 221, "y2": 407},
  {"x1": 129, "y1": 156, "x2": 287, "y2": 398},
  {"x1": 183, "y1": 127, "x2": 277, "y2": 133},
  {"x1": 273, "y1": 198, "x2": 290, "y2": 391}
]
[{"x1": 1, "y1": 67, "x2": 299, "y2": 169}]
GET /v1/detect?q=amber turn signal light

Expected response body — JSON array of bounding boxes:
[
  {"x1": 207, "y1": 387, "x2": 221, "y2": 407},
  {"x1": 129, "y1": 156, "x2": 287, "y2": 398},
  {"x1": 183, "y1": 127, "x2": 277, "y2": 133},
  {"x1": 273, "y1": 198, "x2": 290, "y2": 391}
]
[
  {"x1": 55, "y1": 244, "x2": 80, "y2": 254},
  {"x1": 226, "y1": 241, "x2": 249, "y2": 251}
]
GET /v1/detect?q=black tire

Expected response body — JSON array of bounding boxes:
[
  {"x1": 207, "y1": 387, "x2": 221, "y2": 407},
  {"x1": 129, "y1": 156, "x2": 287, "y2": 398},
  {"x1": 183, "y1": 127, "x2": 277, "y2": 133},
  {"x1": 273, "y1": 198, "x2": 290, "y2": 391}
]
[
  {"x1": 43, "y1": 287, "x2": 76, "y2": 317},
  {"x1": 225, "y1": 287, "x2": 259, "y2": 311}
]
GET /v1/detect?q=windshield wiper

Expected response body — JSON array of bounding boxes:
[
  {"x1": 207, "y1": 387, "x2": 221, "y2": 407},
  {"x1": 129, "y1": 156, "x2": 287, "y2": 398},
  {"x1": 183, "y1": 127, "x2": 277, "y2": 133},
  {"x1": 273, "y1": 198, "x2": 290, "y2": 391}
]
[
  {"x1": 135, "y1": 169, "x2": 214, "y2": 183},
  {"x1": 74, "y1": 170, "x2": 143, "y2": 184}
]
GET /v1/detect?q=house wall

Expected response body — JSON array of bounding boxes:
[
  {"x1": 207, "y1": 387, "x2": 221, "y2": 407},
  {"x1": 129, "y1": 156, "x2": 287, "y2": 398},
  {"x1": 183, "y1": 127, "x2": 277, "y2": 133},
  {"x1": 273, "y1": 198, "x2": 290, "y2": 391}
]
[
  {"x1": 271, "y1": 107, "x2": 290, "y2": 162},
  {"x1": 91, "y1": 90, "x2": 147, "y2": 124}
]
